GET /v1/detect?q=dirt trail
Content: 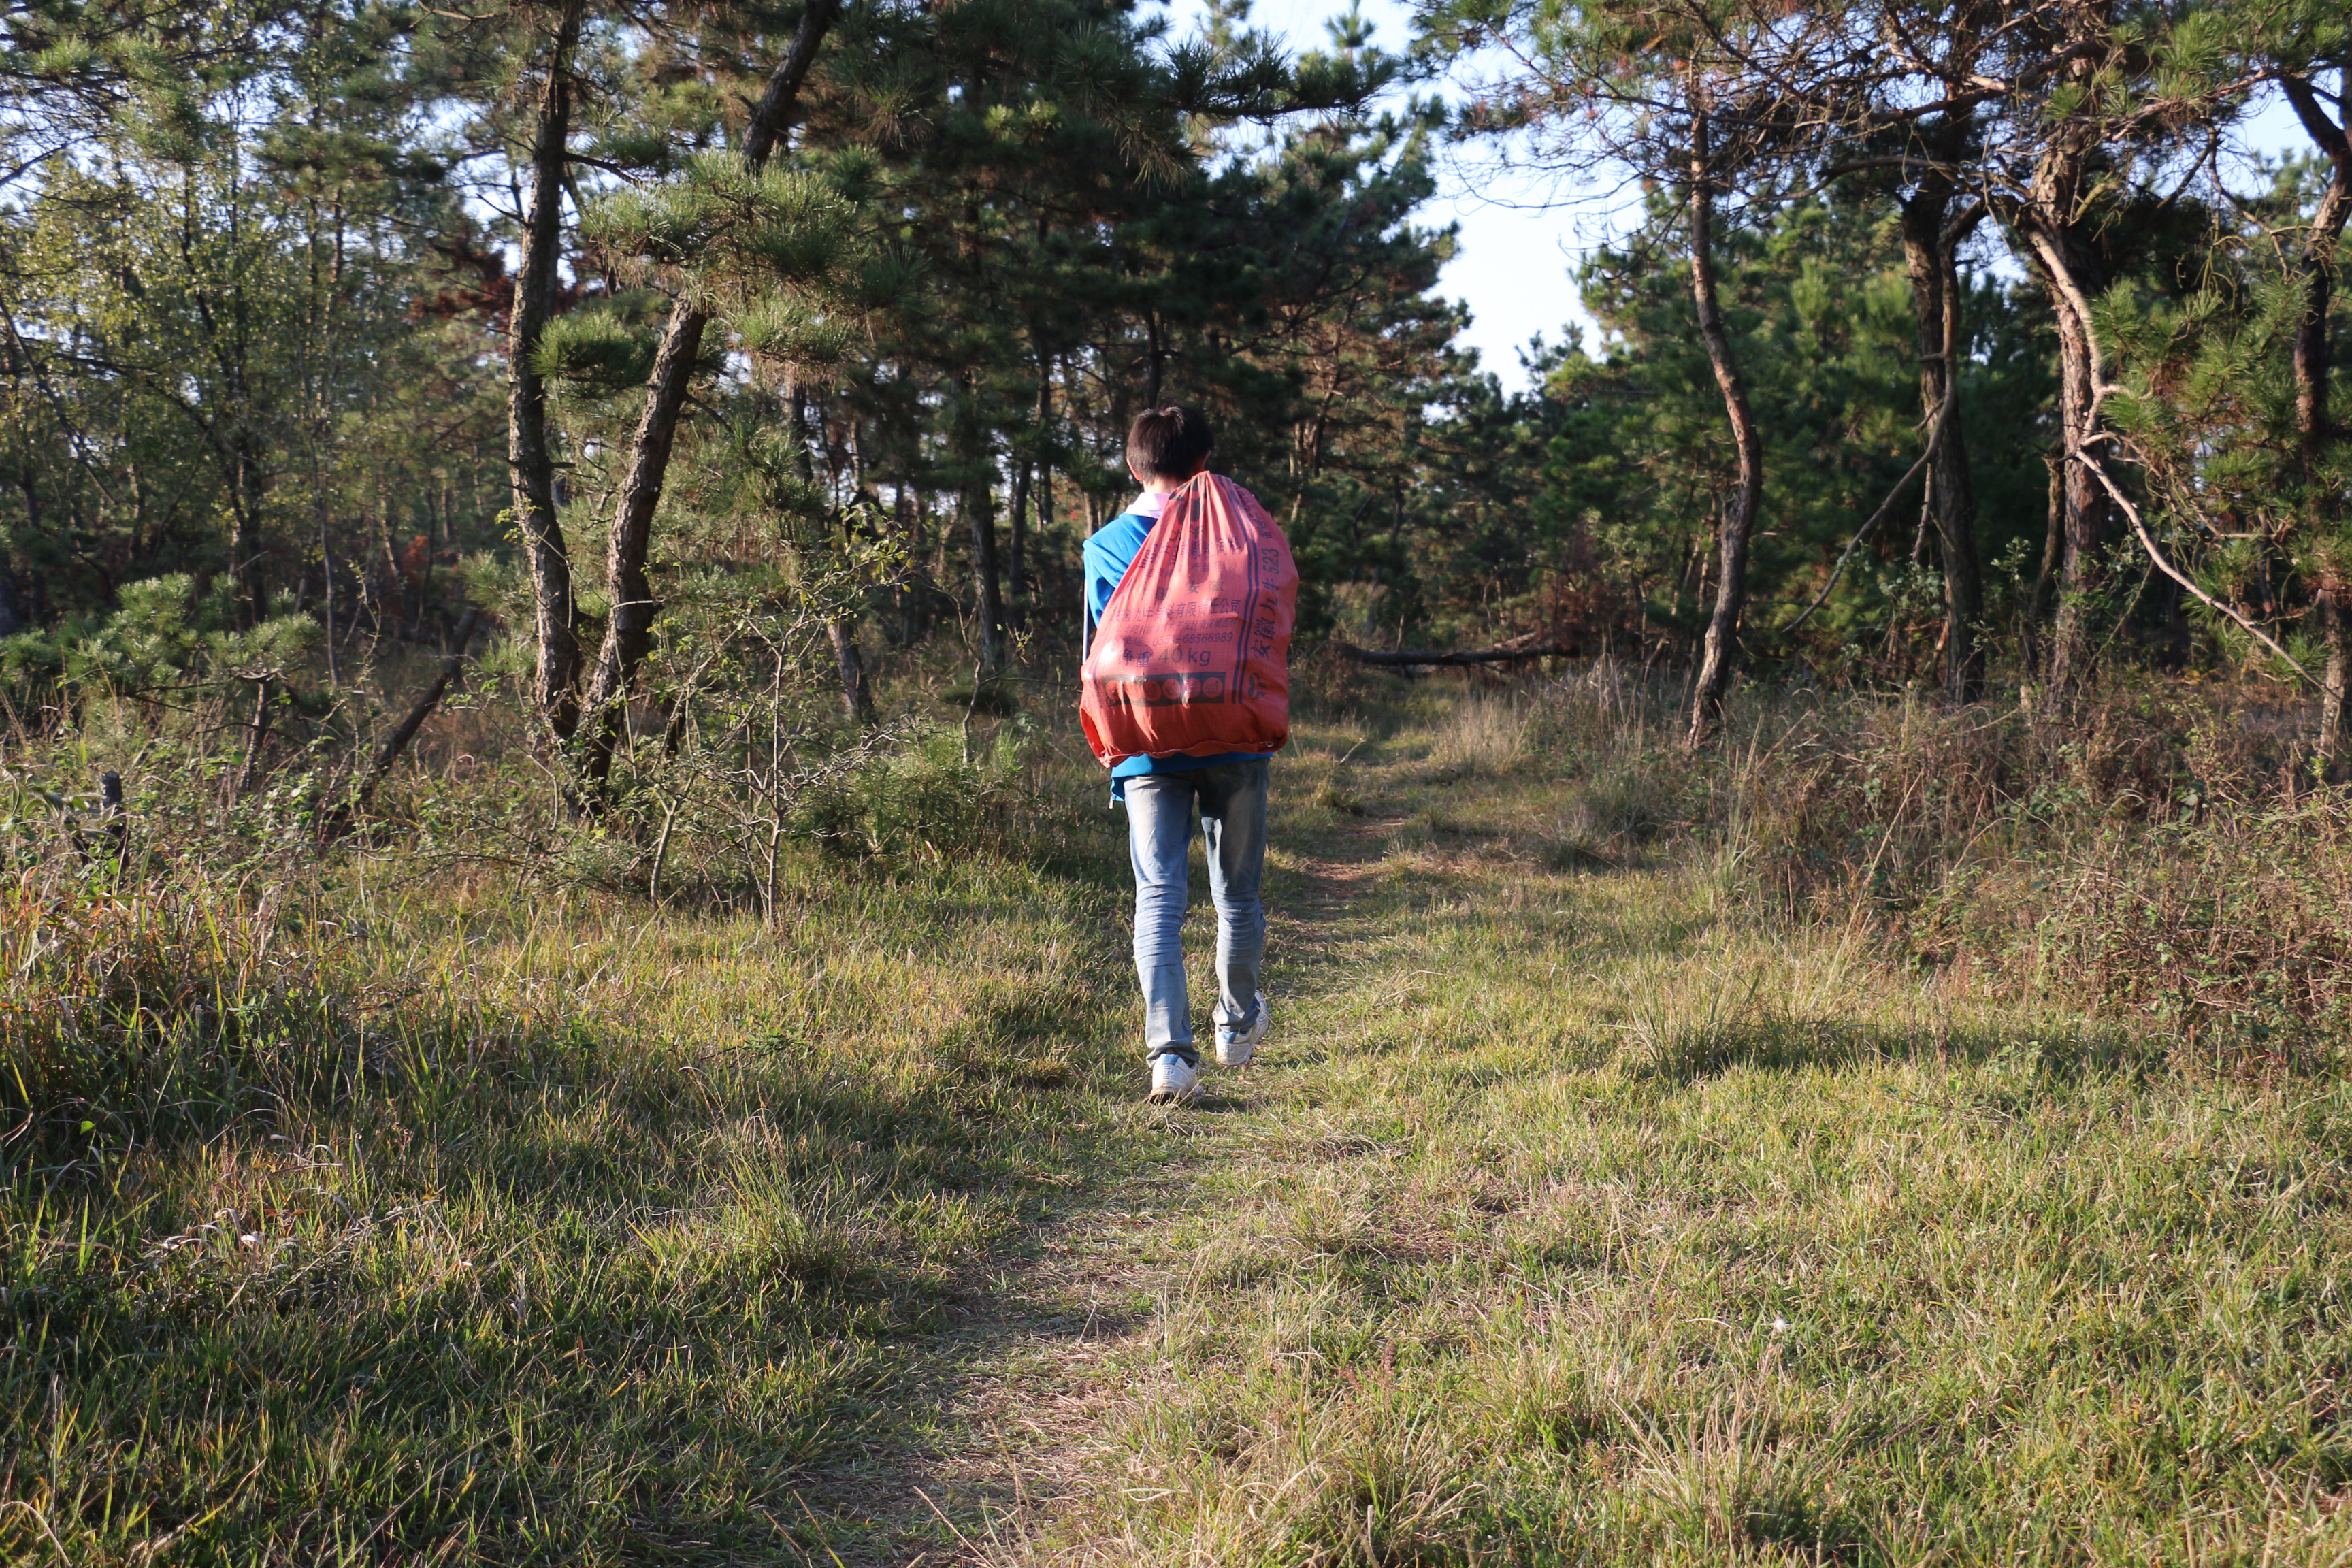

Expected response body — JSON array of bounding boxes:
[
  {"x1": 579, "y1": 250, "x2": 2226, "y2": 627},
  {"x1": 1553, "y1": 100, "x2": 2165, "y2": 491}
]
[
  {"x1": 875, "y1": 1199, "x2": 1179, "y2": 1565},
  {"x1": 823, "y1": 767, "x2": 1406, "y2": 1564}
]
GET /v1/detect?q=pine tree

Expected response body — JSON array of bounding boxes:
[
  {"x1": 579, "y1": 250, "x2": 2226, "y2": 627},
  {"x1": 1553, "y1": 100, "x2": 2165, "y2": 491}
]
[
  {"x1": 2259, "y1": 14, "x2": 2352, "y2": 750},
  {"x1": 502, "y1": 0, "x2": 591, "y2": 738}
]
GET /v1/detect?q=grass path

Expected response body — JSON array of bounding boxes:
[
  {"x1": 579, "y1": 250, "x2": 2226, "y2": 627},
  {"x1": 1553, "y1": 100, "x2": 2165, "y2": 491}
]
[
  {"x1": 13, "y1": 693, "x2": 2352, "y2": 1565},
  {"x1": 881, "y1": 715, "x2": 1599, "y2": 1559},
  {"x1": 900, "y1": 704, "x2": 2352, "y2": 1565},
  {"x1": 792, "y1": 725, "x2": 1422, "y2": 1563}
]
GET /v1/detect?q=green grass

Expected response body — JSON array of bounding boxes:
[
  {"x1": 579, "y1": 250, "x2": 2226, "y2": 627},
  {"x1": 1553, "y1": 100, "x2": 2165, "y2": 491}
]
[
  {"x1": 1024, "y1": 693, "x2": 2352, "y2": 1567},
  {"x1": 9, "y1": 683, "x2": 2352, "y2": 1565},
  {"x1": 3, "y1": 841, "x2": 1158, "y2": 1564}
]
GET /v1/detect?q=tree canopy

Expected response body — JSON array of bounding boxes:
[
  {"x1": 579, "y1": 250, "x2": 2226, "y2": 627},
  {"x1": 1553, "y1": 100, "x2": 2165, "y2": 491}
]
[{"x1": 1, "y1": 0, "x2": 2348, "y2": 771}]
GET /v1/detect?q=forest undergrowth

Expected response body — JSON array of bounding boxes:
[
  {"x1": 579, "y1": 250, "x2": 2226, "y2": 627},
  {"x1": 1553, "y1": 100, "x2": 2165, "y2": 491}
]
[{"x1": 5, "y1": 655, "x2": 2352, "y2": 1564}]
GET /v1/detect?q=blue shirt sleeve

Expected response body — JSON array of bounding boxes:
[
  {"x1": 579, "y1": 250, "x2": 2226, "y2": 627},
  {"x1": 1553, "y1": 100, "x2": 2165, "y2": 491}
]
[{"x1": 1083, "y1": 513, "x2": 1153, "y2": 630}]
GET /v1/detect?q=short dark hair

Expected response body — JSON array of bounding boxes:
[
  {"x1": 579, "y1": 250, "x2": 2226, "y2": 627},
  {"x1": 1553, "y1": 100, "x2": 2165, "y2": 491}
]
[{"x1": 1126, "y1": 404, "x2": 1214, "y2": 483}]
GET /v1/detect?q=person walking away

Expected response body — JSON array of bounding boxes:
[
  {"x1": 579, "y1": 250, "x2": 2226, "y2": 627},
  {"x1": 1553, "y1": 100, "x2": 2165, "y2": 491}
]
[{"x1": 1079, "y1": 405, "x2": 1298, "y2": 1103}]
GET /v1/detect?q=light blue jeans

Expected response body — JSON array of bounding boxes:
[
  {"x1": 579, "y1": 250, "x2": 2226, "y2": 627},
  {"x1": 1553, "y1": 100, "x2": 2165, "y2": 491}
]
[{"x1": 1123, "y1": 758, "x2": 1269, "y2": 1066}]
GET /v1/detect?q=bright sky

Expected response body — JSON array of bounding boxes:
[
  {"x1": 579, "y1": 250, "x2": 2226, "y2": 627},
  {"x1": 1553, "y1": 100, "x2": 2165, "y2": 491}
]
[
  {"x1": 1160, "y1": 0, "x2": 1612, "y2": 391},
  {"x1": 1158, "y1": 0, "x2": 2321, "y2": 394}
]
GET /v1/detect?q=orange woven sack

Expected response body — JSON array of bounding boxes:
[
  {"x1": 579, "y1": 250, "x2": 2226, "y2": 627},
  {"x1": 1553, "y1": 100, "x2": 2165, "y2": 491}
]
[{"x1": 1079, "y1": 472, "x2": 1298, "y2": 767}]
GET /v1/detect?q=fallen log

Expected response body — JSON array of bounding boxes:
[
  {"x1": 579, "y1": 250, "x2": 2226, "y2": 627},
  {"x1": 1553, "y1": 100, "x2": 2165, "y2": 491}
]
[
  {"x1": 1329, "y1": 639, "x2": 1576, "y2": 668},
  {"x1": 323, "y1": 607, "x2": 480, "y2": 840}
]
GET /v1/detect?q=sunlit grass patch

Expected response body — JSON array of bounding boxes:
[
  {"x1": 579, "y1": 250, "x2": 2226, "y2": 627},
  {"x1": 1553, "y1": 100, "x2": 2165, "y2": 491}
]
[
  {"x1": 1, "y1": 800, "x2": 1146, "y2": 1563},
  {"x1": 1428, "y1": 693, "x2": 1533, "y2": 777},
  {"x1": 1051, "y1": 679, "x2": 2352, "y2": 1567},
  {"x1": 14, "y1": 672, "x2": 2352, "y2": 1564}
]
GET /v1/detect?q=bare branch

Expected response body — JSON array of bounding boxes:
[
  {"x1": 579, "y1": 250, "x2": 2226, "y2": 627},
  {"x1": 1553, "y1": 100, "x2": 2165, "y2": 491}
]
[{"x1": 2076, "y1": 453, "x2": 2313, "y2": 685}]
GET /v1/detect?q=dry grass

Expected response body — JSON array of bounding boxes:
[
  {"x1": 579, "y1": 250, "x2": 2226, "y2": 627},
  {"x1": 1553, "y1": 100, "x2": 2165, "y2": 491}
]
[
  {"x1": 1012, "y1": 672, "x2": 2352, "y2": 1567},
  {"x1": 7, "y1": 664, "x2": 2352, "y2": 1564},
  {"x1": 2, "y1": 737, "x2": 1150, "y2": 1563}
]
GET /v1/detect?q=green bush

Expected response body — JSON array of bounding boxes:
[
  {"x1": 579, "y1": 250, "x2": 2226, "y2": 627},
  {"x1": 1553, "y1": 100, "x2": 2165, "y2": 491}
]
[
  {"x1": 1, "y1": 574, "x2": 317, "y2": 695},
  {"x1": 789, "y1": 721, "x2": 1023, "y2": 860}
]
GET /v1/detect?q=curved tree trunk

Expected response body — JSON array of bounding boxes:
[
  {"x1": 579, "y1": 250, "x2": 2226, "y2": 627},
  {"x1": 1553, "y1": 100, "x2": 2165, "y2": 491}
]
[
  {"x1": 2045, "y1": 273, "x2": 2108, "y2": 702},
  {"x1": 579, "y1": 0, "x2": 843, "y2": 789},
  {"x1": 580, "y1": 298, "x2": 704, "y2": 785},
  {"x1": 2283, "y1": 71, "x2": 2351, "y2": 760},
  {"x1": 508, "y1": 0, "x2": 587, "y2": 741},
  {"x1": 2019, "y1": 116, "x2": 2112, "y2": 705},
  {"x1": 1685, "y1": 106, "x2": 1765, "y2": 749}
]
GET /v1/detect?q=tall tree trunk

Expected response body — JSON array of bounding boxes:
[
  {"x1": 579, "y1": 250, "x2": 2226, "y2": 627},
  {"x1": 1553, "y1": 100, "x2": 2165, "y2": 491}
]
[
  {"x1": 966, "y1": 479, "x2": 1005, "y2": 678},
  {"x1": 794, "y1": 389, "x2": 877, "y2": 728},
  {"x1": 2019, "y1": 115, "x2": 2111, "y2": 704},
  {"x1": 2284, "y1": 72, "x2": 2350, "y2": 476},
  {"x1": 2283, "y1": 71, "x2": 2351, "y2": 761},
  {"x1": 2323, "y1": 589, "x2": 2351, "y2": 761},
  {"x1": 507, "y1": 0, "x2": 587, "y2": 740},
  {"x1": 1901, "y1": 178, "x2": 1986, "y2": 702},
  {"x1": 578, "y1": 0, "x2": 843, "y2": 787},
  {"x1": 227, "y1": 433, "x2": 271, "y2": 627},
  {"x1": 828, "y1": 619, "x2": 873, "y2": 725},
  {"x1": 1007, "y1": 460, "x2": 1030, "y2": 625},
  {"x1": 1684, "y1": 106, "x2": 1765, "y2": 749},
  {"x1": 1935, "y1": 229, "x2": 1984, "y2": 701},
  {"x1": 2026, "y1": 451, "x2": 2063, "y2": 679},
  {"x1": 581, "y1": 297, "x2": 702, "y2": 782},
  {"x1": 2043, "y1": 267, "x2": 2109, "y2": 704}
]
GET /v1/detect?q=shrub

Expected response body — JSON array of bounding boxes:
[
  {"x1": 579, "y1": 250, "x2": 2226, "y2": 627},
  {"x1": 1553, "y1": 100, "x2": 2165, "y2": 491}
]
[
  {"x1": 1428, "y1": 695, "x2": 1531, "y2": 775},
  {"x1": 1714, "y1": 683, "x2": 2349, "y2": 1049},
  {"x1": 788, "y1": 721, "x2": 1024, "y2": 861},
  {"x1": 0, "y1": 877, "x2": 350, "y2": 1169},
  {"x1": 1497, "y1": 670, "x2": 2351, "y2": 1049}
]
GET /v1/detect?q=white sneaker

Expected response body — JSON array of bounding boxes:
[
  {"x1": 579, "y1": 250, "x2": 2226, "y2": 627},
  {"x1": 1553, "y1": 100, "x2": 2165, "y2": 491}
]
[
  {"x1": 1147, "y1": 1053, "x2": 1200, "y2": 1104},
  {"x1": 1215, "y1": 994, "x2": 1271, "y2": 1067}
]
